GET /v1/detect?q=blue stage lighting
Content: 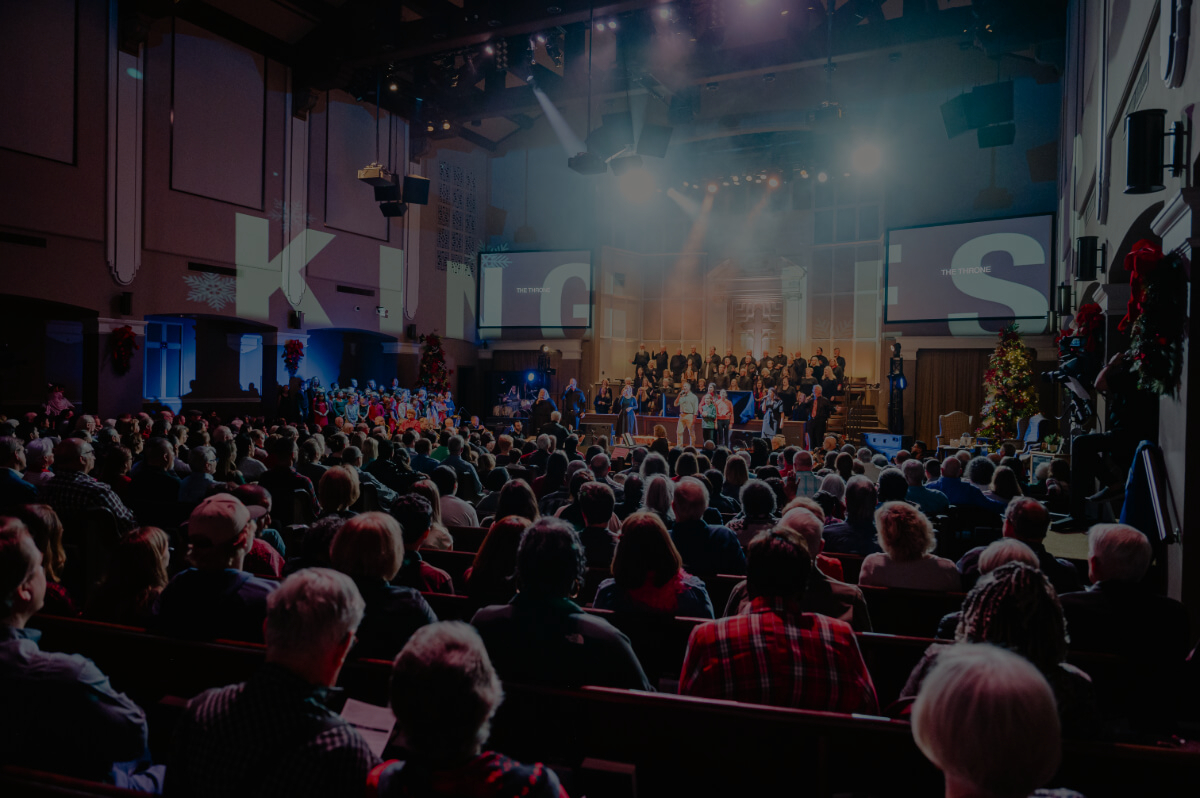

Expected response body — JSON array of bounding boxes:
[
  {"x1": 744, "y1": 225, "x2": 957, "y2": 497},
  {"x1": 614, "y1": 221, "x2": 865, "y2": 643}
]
[{"x1": 527, "y1": 372, "x2": 536, "y2": 381}]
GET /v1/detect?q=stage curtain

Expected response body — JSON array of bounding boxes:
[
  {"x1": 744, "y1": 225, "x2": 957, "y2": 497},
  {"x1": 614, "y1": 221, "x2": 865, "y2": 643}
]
[{"x1": 913, "y1": 349, "x2": 992, "y2": 448}]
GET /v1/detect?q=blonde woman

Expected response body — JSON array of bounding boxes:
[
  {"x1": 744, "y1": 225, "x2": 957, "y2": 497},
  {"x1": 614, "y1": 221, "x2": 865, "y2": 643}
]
[{"x1": 859, "y1": 501, "x2": 960, "y2": 591}]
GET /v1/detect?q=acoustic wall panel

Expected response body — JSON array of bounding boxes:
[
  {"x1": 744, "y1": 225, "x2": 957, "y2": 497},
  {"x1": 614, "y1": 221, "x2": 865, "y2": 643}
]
[{"x1": 171, "y1": 20, "x2": 265, "y2": 208}]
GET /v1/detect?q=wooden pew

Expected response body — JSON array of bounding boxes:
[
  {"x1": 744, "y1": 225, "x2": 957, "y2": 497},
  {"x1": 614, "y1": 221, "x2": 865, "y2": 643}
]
[
  {"x1": 25, "y1": 616, "x2": 1200, "y2": 798},
  {"x1": 0, "y1": 766, "x2": 147, "y2": 798},
  {"x1": 419, "y1": 548, "x2": 476, "y2": 590},
  {"x1": 859, "y1": 585, "x2": 966, "y2": 638},
  {"x1": 826, "y1": 551, "x2": 864, "y2": 584}
]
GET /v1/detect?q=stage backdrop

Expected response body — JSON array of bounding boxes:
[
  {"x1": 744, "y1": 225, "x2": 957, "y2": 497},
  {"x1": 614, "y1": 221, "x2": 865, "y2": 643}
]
[{"x1": 913, "y1": 349, "x2": 991, "y2": 449}]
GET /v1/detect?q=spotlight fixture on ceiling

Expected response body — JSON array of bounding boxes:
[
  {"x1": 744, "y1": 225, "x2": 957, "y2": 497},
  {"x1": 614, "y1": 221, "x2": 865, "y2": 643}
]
[
  {"x1": 767, "y1": 176, "x2": 780, "y2": 188},
  {"x1": 426, "y1": 123, "x2": 435, "y2": 133},
  {"x1": 388, "y1": 82, "x2": 398, "y2": 91},
  {"x1": 441, "y1": 120, "x2": 451, "y2": 131},
  {"x1": 484, "y1": 44, "x2": 495, "y2": 55},
  {"x1": 707, "y1": 182, "x2": 719, "y2": 193}
]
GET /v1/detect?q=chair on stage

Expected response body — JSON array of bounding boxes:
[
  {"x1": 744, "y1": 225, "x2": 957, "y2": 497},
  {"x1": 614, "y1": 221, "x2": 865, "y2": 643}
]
[{"x1": 935, "y1": 411, "x2": 972, "y2": 451}]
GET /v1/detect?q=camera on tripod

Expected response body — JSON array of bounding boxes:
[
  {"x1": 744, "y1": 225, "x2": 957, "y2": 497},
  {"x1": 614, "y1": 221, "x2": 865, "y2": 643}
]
[{"x1": 1041, "y1": 337, "x2": 1099, "y2": 385}]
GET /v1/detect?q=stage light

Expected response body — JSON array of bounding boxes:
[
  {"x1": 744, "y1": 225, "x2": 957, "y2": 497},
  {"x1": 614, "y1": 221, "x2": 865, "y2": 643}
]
[
  {"x1": 484, "y1": 44, "x2": 495, "y2": 55},
  {"x1": 536, "y1": 33, "x2": 547, "y2": 44},
  {"x1": 707, "y1": 182, "x2": 718, "y2": 193},
  {"x1": 817, "y1": 172, "x2": 828, "y2": 183},
  {"x1": 527, "y1": 372, "x2": 536, "y2": 381},
  {"x1": 852, "y1": 143, "x2": 883, "y2": 173},
  {"x1": 658, "y1": 7, "x2": 671, "y2": 19},
  {"x1": 745, "y1": 174, "x2": 752, "y2": 181},
  {"x1": 541, "y1": 344, "x2": 550, "y2": 353},
  {"x1": 388, "y1": 82, "x2": 398, "y2": 91},
  {"x1": 426, "y1": 123, "x2": 435, "y2": 132},
  {"x1": 800, "y1": 169, "x2": 809, "y2": 178},
  {"x1": 767, "y1": 176, "x2": 780, "y2": 188},
  {"x1": 595, "y1": 22, "x2": 605, "y2": 31},
  {"x1": 618, "y1": 168, "x2": 656, "y2": 204},
  {"x1": 608, "y1": 20, "x2": 618, "y2": 29},
  {"x1": 442, "y1": 120, "x2": 451, "y2": 130},
  {"x1": 722, "y1": 181, "x2": 730, "y2": 186}
]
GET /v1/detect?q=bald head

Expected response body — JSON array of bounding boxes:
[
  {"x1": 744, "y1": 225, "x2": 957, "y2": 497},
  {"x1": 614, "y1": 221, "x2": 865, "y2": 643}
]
[
  {"x1": 53, "y1": 438, "x2": 95, "y2": 474},
  {"x1": 778, "y1": 507, "x2": 824, "y2": 557},
  {"x1": 793, "y1": 450, "x2": 813, "y2": 472},
  {"x1": 1003, "y1": 496, "x2": 1050, "y2": 542},
  {"x1": 672, "y1": 477, "x2": 710, "y2": 522},
  {"x1": 940, "y1": 457, "x2": 962, "y2": 479}
]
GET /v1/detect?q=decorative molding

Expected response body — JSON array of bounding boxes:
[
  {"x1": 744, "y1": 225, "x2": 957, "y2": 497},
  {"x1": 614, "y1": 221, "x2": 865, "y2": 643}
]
[
  {"x1": 1161, "y1": 0, "x2": 1192, "y2": 89},
  {"x1": 1092, "y1": 283, "x2": 1133, "y2": 319},
  {"x1": 1152, "y1": 187, "x2": 1200, "y2": 252},
  {"x1": 91, "y1": 317, "x2": 147, "y2": 335},
  {"x1": 262, "y1": 333, "x2": 309, "y2": 347},
  {"x1": 890, "y1": 335, "x2": 1060, "y2": 361},
  {"x1": 381, "y1": 342, "x2": 422, "y2": 355}
]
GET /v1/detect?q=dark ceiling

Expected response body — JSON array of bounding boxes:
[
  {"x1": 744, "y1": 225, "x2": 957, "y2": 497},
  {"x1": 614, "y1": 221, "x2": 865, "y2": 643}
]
[{"x1": 125, "y1": 0, "x2": 1068, "y2": 155}]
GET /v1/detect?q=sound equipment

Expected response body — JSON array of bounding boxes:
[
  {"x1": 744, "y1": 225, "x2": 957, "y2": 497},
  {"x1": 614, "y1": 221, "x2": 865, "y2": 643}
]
[
  {"x1": 402, "y1": 175, "x2": 431, "y2": 205},
  {"x1": 118, "y1": 292, "x2": 133, "y2": 316},
  {"x1": 977, "y1": 123, "x2": 1016, "y2": 149},
  {"x1": 581, "y1": 422, "x2": 614, "y2": 446},
  {"x1": 863, "y1": 432, "x2": 904, "y2": 459},
  {"x1": 406, "y1": 324, "x2": 417, "y2": 341},
  {"x1": 288, "y1": 310, "x2": 304, "y2": 329}
]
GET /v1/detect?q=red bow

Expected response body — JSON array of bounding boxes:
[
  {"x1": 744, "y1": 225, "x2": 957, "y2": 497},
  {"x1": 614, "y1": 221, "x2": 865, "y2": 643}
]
[{"x1": 1119, "y1": 239, "x2": 1163, "y2": 333}]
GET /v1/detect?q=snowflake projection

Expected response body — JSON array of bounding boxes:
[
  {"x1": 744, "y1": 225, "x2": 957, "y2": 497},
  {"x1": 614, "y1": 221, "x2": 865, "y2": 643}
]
[
  {"x1": 480, "y1": 252, "x2": 512, "y2": 270},
  {"x1": 184, "y1": 273, "x2": 236, "y2": 310},
  {"x1": 478, "y1": 241, "x2": 510, "y2": 254},
  {"x1": 267, "y1": 199, "x2": 315, "y2": 233}
]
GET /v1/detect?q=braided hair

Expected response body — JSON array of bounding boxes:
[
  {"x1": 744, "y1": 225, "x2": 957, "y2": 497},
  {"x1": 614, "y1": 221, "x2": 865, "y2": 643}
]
[{"x1": 955, "y1": 561, "x2": 1068, "y2": 675}]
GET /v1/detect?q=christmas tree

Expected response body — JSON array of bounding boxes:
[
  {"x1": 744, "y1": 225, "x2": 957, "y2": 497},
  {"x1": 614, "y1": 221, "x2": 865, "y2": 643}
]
[
  {"x1": 418, "y1": 332, "x2": 452, "y2": 393},
  {"x1": 977, "y1": 322, "x2": 1039, "y2": 442}
]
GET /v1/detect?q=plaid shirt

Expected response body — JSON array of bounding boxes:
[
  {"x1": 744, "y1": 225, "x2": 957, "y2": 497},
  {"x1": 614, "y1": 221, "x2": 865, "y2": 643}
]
[
  {"x1": 39, "y1": 469, "x2": 137, "y2": 533},
  {"x1": 166, "y1": 663, "x2": 379, "y2": 798},
  {"x1": 787, "y1": 470, "x2": 822, "y2": 500},
  {"x1": 680, "y1": 596, "x2": 878, "y2": 714}
]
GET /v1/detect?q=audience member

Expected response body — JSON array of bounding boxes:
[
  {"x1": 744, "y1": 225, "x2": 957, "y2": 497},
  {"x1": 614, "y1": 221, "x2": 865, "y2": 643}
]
[
  {"x1": 41, "y1": 438, "x2": 137, "y2": 533},
  {"x1": 150, "y1": 494, "x2": 277, "y2": 642},
  {"x1": 0, "y1": 436, "x2": 37, "y2": 513},
  {"x1": 822, "y1": 476, "x2": 883, "y2": 556},
  {"x1": 680, "y1": 526, "x2": 878, "y2": 712},
  {"x1": 464, "y1": 516, "x2": 528, "y2": 608},
  {"x1": 927, "y1": 457, "x2": 1006, "y2": 514},
  {"x1": 372, "y1": 622, "x2": 567, "y2": 798},
  {"x1": 167, "y1": 569, "x2": 378, "y2": 796},
  {"x1": 431, "y1": 466, "x2": 479, "y2": 528},
  {"x1": 574, "y1": 481, "x2": 619, "y2": 568},
  {"x1": 471, "y1": 518, "x2": 651, "y2": 690},
  {"x1": 935, "y1": 538, "x2": 1038, "y2": 639},
  {"x1": 88, "y1": 526, "x2": 171, "y2": 626},
  {"x1": 670, "y1": 477, "x2": 746, "y2": 576},
  {"x1": 179, "y1": 445, "x2": 218, "y2": 504},
  {"x1": 728, "y1": 479, "x2": 778, "y2": 549},
  {"x1": 258, "y1": 437, "x2": 321, "y2": 527},
  {"x1": 22, "y1": 438, "x2": 56, "y2": 488},
  {"x1": 594, "y1": 512, "x2": 714, "y2": 617},
  {"x1": 318, "y1": 465, "x2": 360, "y2": 519},
  {"x1": 329, "y1": 512, "x2": 436, "y2": 660},
  {"x1": 408, "y1": 479, "x2": 455, "y2": 550},
  {"x1": 912, "y1": 644, "x2": 1080, "y2": 798},
  {"x1": 900, "y1": 562, "x2": 1098, "y2": 736},
  {"x1": 859, "y1": 502, "x2": 960, "y2": 591},
  {"x1": 388, "y1": 494, "x2": 454, "y2": 594},
  {"x1": 0, "y1": 520, "x2": 163, "y2": 790},
  {"x1": 343, "y1": 446, "x2": 398, "y2": 510},
  {"x1": 902, "y1": 459, "x2": 949, "y2": 516},
  {"x1": 956, "y1": 497, "x2": 1082, "y2": 594},
  {"x1": 442, "y1": 435, "x2": 483, "y2": 502},
  {"x1": 9, "y1": 503, "x2": 77, "y2": 616},
  {"x1": 876, "y1": 467, "x2": 909, "y2": 503},
  {"x1": 984, "y1": 464, "x2": 1024, "y2": 504}
]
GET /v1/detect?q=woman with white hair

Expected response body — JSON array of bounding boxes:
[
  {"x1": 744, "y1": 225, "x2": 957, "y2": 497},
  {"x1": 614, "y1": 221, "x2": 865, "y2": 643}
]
[
  {"x1": 529, "y1": 388, "x2": 557, "y2": 434},
  {"x1": 911, "y1": 643, "x2": 1084, "y2": 798},
  {"x1": 371, "y1": 622, "x2": 565, "y2": 797},
  {"x1": 859, "y1": 501, "x2": 960, "y2": 592}
]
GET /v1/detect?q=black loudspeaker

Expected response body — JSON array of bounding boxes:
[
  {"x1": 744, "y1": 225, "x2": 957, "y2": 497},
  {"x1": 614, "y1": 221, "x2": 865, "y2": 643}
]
[
  {"x1": 288, "y1": 310, "x2": 304, "y2": 329},
  {"x1": 965, "y1": 81, "x2": 1014, "y2": 129},
  {"x1": 406, "y1": 324, "x2": 417, "y2": 341},
  {"x1": 374, "y1": 182, "x2": 400, "y2": 202},
  {"x1": 978, "y1": 123, "x2": 1016, "y2": 148},
  {"x1": 637, "y1": 123, "x2": 673, "y2": 158},
  {"x1": 1075, "y1": 236, "x2": 1106, "y2": 281},
  {"x1": 118, "y1": 291, "x2": 133, "y2": 315},
  {"x1": 588, "y1": 112, "x2": 634, "y2": 158},
  {"x1": 402, "y1": 175, "x2": 431, "y2": 205},
  {"x1": 1125, "y1": 109, "x2": 1167, "y2": 194}
]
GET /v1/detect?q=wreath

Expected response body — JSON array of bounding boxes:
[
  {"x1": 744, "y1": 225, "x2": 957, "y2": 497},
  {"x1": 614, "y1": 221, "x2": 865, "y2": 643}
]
[
  {"x1": 1120, "y1": 240, "x2": 1188, "y2": 396},
  {"x1": 109, "y1": 325, "x2": 140, "y2": 375},
  {"x1": 282, "y1": 339, "x2": 305, "y2": 376}
]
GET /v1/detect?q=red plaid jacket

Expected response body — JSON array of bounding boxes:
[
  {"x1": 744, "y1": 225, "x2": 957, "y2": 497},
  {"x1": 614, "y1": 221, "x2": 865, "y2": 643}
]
[{"x1": 679, "y1": 596, "x2": 878, "y2": 714}]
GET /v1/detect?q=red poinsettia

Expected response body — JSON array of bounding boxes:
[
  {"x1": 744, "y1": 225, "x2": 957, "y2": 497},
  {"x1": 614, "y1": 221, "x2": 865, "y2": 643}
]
[
  {"x1": 110, "y1": 325, "x2": 140, "y2": 375},
  {"x1": 282, "y1": 339, "x2": 305, "y2": 376},
  {"x1": 1120, "y1": 239, "x2": 1164, "y2": 333}
]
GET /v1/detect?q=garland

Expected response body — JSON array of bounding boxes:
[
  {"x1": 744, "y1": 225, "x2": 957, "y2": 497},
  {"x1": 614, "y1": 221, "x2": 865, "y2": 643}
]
[
  {"x1": 109, "y1": 325, "x2": 139, "y2": 375},
  {"x1": 282, "y1": 339, "x2": 305, "y2": 376},
  {"x1": 1121, "y1": 240, "x2": 1187, "y2": 396}
]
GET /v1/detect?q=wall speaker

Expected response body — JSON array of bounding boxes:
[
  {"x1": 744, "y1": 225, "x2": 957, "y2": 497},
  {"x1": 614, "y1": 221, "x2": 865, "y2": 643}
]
[
  {"x1": 406, "y1": 324, "x2": 417, "y2": 341},
  {"x1": 288, "y1": 310, "x2": 304, "y2": 330},
  {"x1": 402, "y1": 175, "x2": 431, "y2": 205},
  {"x1": 118, "y1": 291, "x2": 133, "y2": 316}
]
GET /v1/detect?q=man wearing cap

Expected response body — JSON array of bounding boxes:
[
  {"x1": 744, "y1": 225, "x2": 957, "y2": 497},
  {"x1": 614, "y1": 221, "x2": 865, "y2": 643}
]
[{"x1": 150, "y1": 494, "x2": 277, "y2": 643}]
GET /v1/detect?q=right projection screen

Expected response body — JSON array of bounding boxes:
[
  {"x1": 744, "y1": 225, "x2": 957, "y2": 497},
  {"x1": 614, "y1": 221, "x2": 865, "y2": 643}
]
[{"x1": 884, "y1": 214, "x2": 1054, "y2": 324}]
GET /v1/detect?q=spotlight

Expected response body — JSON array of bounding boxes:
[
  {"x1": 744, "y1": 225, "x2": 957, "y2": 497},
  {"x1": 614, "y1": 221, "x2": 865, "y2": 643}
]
[
  {"x1": 541, "y1": 344, "x2": 550, "y2": 353},
  {"x1": 536, "y1": 33, "x2": 547, "y2": 43},
  {"x1": 619, "y1": 169, "x2": 656, "y2": 204},
  {"x1": 658, "y1": 7, "x2": 671, "y2": 20},
  {"x1": 722, "y1": 181, "x2": 730, "y2": 186},
  {"x1": 388, "y1": 82, "x2": 398, "y2": 91},
  {"x1": 527, "y1": 372, "x2": 536, "y2": 381},
  {"x1": 767, "y1": 176, "x2": 780, "y2": 188},
  {"x1": 426, "y1": 123, "x2": 435, "y2": 132},
  {"x1": 707, "y1": 182, "x2": 719, "y2": 194},
  {"x1": 800, "y1": 169, "x2": 809, "y2": 178},
  {"x1": 745, "y1": 174, "x2": 752, "y2": 181},
  {"x1": 442, "y1": 120, "x2": 451, "y2": 130},
  {"x1": 484, "y1": 44, "x2": 495, "y2": 55},
  {"x1": 608, "y1": 20, "x2": 618, "y2": 29},
  {"x1": 595, "y1": 22, "x2": 605, "y2": 31},
  {"x1": 817, "y1": 172, "x2": 828, "y2": 183},
  {"x1": 852, "y1": 143, "x2": 883, "y2": 173}
]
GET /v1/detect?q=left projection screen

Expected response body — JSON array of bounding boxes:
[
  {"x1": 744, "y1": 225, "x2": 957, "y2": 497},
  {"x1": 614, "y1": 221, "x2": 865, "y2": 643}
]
[{"x1": 477, "y1": 250, "x2": 593, "y2": 329}]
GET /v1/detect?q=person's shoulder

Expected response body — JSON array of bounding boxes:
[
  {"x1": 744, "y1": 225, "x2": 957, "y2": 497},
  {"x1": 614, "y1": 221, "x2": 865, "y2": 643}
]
[
  {"x1": 186, "y1": 680, "x2": 247, "y2": 721},
  {"x1": 240, "y1": 573, "x2": 280, "y2": 599},
  {"x1": 470, "y1": 603, "x2": 514, "y2": 626},
  {"x1": 860, "y1": 551, "x2": 887, "y2": 569}
]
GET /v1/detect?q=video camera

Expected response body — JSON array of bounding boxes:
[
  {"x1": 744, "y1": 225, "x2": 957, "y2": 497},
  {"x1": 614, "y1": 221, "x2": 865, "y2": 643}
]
[{"x1": 1041, "y1": 336, "x2": 1099, "y2": 386}]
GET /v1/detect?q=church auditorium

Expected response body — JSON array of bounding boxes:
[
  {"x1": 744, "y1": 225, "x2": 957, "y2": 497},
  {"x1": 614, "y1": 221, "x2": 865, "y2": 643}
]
[{"x1": 3, "y1": 1, "x2": 1200, "y2": 795}]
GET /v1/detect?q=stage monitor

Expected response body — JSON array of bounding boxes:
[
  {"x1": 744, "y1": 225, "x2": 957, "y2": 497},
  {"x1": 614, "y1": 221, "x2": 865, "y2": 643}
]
[
  {"x1": 477, "y1": 250, "x2": 592, "y2": 330},
  {"x1": 884, "y1": 214, "x2": 1054, "y2": 324}
]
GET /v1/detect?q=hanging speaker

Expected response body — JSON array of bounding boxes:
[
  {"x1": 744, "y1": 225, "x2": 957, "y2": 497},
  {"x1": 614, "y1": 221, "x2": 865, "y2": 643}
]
[
  {"x1": 486, "y1": 205, "x2": 508, "y2": 236},
  {"x1": 402, "y1": 175, "x2": 431, "y2": 205},
  {"x1": 118, "y1": 291, "x2": 133, "y2": 316},
  {"x1": 288, "y1": 310, "x2": 304, "y2": 329},
  {"x1": 406, "y1": 324, "x2": 417, "y2": 341}
]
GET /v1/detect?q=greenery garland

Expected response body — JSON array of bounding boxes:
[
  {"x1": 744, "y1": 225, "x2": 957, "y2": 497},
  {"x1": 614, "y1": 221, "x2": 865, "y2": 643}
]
[{"x1": 1120, "y1": 240, "x2": 1187, "y2": 396}]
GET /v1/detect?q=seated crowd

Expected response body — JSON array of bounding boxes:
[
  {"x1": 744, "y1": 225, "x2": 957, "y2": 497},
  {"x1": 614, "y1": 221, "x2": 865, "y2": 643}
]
[{"x1": 0, "y1": 406, "x2": 1194, "y2": 797}]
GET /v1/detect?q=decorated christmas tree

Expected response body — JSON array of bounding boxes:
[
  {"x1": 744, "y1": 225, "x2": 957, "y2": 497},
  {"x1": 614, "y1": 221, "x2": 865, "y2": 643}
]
[
  {"x1": 977, "y1": 322, "x2": 1039, "y2": 442},
  {"x1": 418, "y1": 332, "x2": 452, "y2": 393}
]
